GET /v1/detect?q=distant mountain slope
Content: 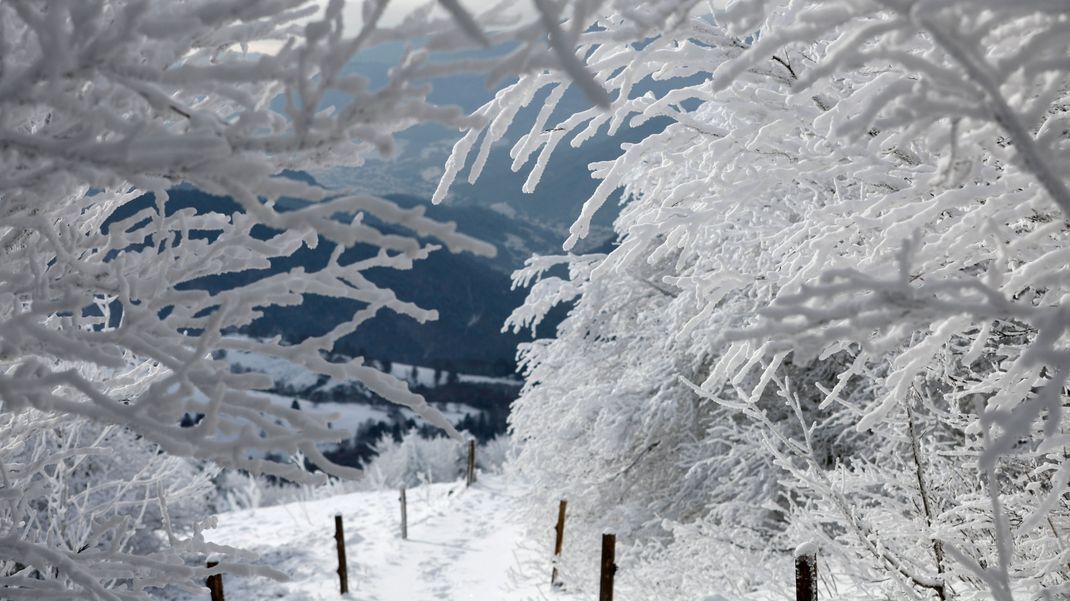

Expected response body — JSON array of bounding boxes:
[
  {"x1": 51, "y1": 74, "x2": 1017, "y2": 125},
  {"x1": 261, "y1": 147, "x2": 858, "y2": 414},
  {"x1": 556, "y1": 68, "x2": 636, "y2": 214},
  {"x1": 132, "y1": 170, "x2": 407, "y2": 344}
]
[
  {"x1": 380, "y1": 193, "x2": 568, "y2": 274},
  {"x1": 215, "y1": 345, "x2": 517, "y2": 465},
  {"x1": 103, "y1": 178, "x2": 570, "y2": 377}
]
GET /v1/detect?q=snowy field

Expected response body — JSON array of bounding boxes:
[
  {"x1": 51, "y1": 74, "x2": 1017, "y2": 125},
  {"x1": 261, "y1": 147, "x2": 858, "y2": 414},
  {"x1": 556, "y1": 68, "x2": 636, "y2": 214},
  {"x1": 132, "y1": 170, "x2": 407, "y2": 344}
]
[
  {"x1": 165, "y1": 475, "x2": 576, "y2": 601},
  {"x1": 254, "y1": 393, "x2": 480, "y2": 438},
  {"x1": 225, "y1": 344, "x2": 521, "y2": 392}
]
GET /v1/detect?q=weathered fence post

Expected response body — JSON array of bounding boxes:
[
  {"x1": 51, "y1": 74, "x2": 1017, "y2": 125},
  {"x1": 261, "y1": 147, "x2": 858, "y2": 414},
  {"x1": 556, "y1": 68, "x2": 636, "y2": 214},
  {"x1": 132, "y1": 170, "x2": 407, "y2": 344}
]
[
  {"x1": 399, "y1": 486, "x2": 408, "y2": 540},
  {"x1": 206, "y1": 560, "x2": 224, "y2": 601},
  {"x1": 550, "y1": 500, "x2": 567, "y2": 588},
  {"x1": 795, "y1": 543, "x2": 818, "y2": 601},
  {"x1": 465, "y1": 439, "x2": 476, "y2": 487},
  {"x1": 334, "y1": 514, "x2": 348, "y2": 594},
  {"x1": 599, "y1": 533, "x2": 616, "y2": 601}
]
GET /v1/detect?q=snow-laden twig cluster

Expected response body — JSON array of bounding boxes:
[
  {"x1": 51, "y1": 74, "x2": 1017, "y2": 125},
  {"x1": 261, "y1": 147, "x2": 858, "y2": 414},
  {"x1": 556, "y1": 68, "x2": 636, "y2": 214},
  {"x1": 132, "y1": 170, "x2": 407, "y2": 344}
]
[
  {"x1": 437, "y1": 0, "x2": 1070, "y2": 598},
  {"x1": 0, "y1": 408, "x2": 282, "y2": 600}
]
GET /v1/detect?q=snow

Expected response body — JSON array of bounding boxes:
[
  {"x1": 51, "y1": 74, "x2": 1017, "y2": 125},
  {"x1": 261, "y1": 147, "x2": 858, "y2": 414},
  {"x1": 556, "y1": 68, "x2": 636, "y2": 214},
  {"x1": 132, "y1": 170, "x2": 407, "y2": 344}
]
[
  {"x1": 456, "y1": 374, "x2": 522, "y2": 387},
  {"x1": 221, "y1": 346, "x2": 515, "y2": 438},
  {"x1": 384, "y1": 363, "x2": 519, "y2": 388},
  {"x1": 794, "y1": 541, "x2": 818, "y2": 558},
  {"x1": 228, "y1": 351, "x2": 324, "y2": 390},
  {"x1": 436, "y1": 402, "x2": 482, "y2": 422},
  {"x1": 386, "y1": 362, "x2": 444, "y2": 388},
  {"x1": 255, "y1": 395, "x2": 482, "y2": 443},
  {"x1": 260, "y1": 394, "x2": 394, "y2": 435},
  {"x1": 167, "y1": 475, "x2": 575, "y2": 601},
  {"x1": 225, "y1": 343, "x2": 519, "y2": 392}
]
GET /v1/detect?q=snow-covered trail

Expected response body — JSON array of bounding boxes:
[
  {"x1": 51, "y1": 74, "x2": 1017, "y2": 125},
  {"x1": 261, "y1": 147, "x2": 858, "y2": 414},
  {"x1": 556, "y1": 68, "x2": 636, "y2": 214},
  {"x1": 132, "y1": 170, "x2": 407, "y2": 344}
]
[{"x1": 180, "y1": 476, "x2": 568, "y2": 600}]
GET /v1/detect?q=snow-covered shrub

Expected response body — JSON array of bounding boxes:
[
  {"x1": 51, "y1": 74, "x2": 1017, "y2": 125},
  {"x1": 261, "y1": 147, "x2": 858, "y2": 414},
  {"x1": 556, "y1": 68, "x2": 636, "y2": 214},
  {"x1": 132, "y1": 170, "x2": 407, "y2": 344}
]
[
  {"x1": 213, "y1": 432, "x2": 511, "y2": 510},
  {"x1": 359, "y1": 431, "x2": 512, "y2": 489},
  {"x1": 360, "y1": 431, "x2": 467, "y2": 490},
  {"x1": 214, "y1": 470, "x2": 266, "y2": 513},
  {"x1": 478, "y1": 435, "x2": 513, "y2": 474},
  {"x1": 437, "y1": 1, "x2": 1070, "y2": 599},
  {"x1": 0, "y1": 410, "x2": 224, "y2": 593}
]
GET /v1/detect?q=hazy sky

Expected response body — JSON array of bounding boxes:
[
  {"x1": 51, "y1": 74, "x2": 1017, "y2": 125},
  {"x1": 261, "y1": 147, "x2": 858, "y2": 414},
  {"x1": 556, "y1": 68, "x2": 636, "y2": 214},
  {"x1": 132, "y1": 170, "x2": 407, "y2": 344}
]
[
  {"x1": 246, "y1": 1, "x2": 513, "y2": 53},
  {"x1": 339, "y1": 0, "x2": 532, "y2": 29}
]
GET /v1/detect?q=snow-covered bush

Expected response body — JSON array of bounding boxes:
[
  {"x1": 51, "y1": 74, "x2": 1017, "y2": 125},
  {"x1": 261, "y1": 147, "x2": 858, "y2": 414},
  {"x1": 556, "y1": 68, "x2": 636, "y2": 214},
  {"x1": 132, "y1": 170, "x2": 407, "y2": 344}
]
[
  {"x1": 213, "y1": 431, "x2": 511, "y2": 511},
  {"x1": 357, "y1": 431, "x2": 510, "y2": 490},
  {"x1": 478, "y1": 434, "x2": 513, "y2": 474},
  {"x1": 437, "y1": 1, "x2": 1070, "y2": 599},
  {"x1": 0, "y1": 410, "x2": 225, "y2": 595},
  {"x1": 360, "y1": 431, "x2": 467, "y2": 490},
  {"x1": 214, "y1": 470, "x2": 266, "y2": 513}
]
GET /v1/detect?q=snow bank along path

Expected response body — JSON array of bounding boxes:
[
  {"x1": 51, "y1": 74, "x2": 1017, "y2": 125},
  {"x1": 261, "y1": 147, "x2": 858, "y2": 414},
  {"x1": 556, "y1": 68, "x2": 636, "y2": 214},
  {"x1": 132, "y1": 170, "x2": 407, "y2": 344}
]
[{"x1": 190, "y1": 475, "x2": 570, "y2": 600}]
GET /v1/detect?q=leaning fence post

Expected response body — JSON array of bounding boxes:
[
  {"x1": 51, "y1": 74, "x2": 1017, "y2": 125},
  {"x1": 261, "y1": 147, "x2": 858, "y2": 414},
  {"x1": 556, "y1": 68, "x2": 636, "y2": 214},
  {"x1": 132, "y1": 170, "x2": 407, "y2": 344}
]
[
  {"x1": 465, "y1": 439, "x2": 476, "y2": 486},
  {"x1": 550, "y1": 500, "x2": 567, "y2": 588},
  {"x1": 599, "y1": 533, "x2": 616, "y2": 601},
  {"x1": 334, "y1": 514, "x2": 348, "y2": 594},
  {"x1": 795, "y1": 542, "x2": 818, "y2": 601},
  {"x1": 399, "y1": 486, "x2": 408, "y2": 540},
  {"x1": 206, "y1": 560, "x2": 224, "y2": 601}
]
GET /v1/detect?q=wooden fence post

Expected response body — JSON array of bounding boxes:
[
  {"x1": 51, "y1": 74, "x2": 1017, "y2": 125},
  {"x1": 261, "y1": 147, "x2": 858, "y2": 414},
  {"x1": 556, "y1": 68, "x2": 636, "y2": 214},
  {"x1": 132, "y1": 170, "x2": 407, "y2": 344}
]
[
  {"x1": 206, "y1": 560, "x2": 224, "y2": 601},
  {"x1": 399, "y1": 486, "x2": 408, "y2": 540},
  {"x1": 334, "y1": 514, "x2": 348, "y2": 594},
  {"x1": 465, "y1": 439, "x2": 476, "y2": 487},
  {"x1": 550, "y1": 500, "x2": 567, "y2": 588},
  {"x1": 599, "y1": 533, "x2": 616, "y2": 601},
  {"x1": 795, "y1": 544, "x2": 818, "y2": 601}
]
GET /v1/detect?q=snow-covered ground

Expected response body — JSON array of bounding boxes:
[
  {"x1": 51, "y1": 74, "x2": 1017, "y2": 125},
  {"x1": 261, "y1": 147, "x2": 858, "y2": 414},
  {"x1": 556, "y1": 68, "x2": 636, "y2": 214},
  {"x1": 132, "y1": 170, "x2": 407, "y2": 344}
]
[
  {"x1": 225, "y1": 344, "x2": 521, "y2": 392},
  {"x1": 222, "y1": 342, "x2": 516, "y2": 439},
  {"x1": 254, "y1": 393, "x2": 393, "y2": 434},
  {"x1": 255, "y1": 394, "x2": 478, "y2": 436},
  {"x1": 171, "y1": 475, "x2": 574, "y2": 601}
]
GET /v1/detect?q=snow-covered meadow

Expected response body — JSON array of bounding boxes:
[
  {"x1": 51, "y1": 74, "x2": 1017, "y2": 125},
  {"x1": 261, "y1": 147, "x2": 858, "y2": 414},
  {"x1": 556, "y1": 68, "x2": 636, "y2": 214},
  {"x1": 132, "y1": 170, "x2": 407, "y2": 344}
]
[
  {"x1": 224, "y1": 344, "x2": 519, "y2": 395},
  {"x1": 220, "y1": 343, "x2": 505, "y2": 439}
]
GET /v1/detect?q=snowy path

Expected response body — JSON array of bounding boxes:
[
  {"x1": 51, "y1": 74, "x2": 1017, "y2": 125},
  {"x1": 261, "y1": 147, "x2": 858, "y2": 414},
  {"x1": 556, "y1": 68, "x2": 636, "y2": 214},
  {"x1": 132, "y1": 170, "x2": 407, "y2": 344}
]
[{"x1": 177, "y1": 476, "x2": 567, "y2": 601}]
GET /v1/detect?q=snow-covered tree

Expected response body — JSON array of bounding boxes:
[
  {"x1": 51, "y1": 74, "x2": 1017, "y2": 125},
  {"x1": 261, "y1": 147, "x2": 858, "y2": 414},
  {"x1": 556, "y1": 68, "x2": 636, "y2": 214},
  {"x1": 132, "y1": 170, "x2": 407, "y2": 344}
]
[
  {"x1": 0, "y1": 0, "x2": 632, "y2": 598},
  {"x1": 436, "y1": 0, "x2": 1070, "y2": 598}
]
